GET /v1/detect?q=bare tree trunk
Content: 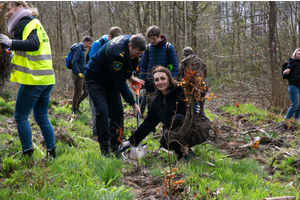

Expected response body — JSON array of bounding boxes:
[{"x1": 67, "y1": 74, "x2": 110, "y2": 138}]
[
  {"x1": 214, "y1": 2, "x2": 222, "y2": 80},
  {"x1": 250, "y1": 2, "x2": 255, "y2": 76},
  {"x1": 141, "y1": 2, "x2": 150, "y2": 35},
  {"x1": 191, "y1": 1, "x2": 198, "y2": 53},
  {"x1": 69, "y1": 2, "x2": 80, "y2": 42},
  {"x1": 184, "y1": 1, "x2": 187, "y2": 46},
  {"x1": 231, "y1": 2, "x2": 237, "y2": 74},
  {"x1": 297, "y1": 2, "x2": 300, "y2": 47},
  {"x1": 268, "y1": 1, "x2": 278, "y2": 107},
  {"x1": 136, "y1": 2, "x2": 142, "y2": 33},
  {"x1": 158, "y1": 1, "x2": 161, "y2": 28},
  {"x1": 107, "y1": 2, "x2": 113, "y2": 28},
  {"x1": 88, "y1": 1, "x2": 93, "y2": 38},
  {"x1": 58, "y1": 1, "x2": 63, "y2": 53},
  {"x1": 172, "y1": 2, "x2": 177, "y2": 50}
]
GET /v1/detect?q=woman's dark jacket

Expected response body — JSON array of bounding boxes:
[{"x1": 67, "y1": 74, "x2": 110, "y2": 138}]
[
  {"x1": 283, "y1": 58, "x2": 300, "y2": 87},
  {"x1": 129, "y1": 86, "x2": 186, "y2": 146},
  {"x1": 10, "y1": 15, "x2": 40, "y2": 51}
]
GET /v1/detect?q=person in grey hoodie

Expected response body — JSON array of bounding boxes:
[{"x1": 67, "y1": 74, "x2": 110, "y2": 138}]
[{"x1": 71, "y1": 36, "x2": 92, "y2": 113}]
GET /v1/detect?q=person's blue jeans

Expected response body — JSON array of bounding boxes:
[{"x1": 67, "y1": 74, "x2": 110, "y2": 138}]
[
  {"x1": 285, "y1": 85, "x2": 300, "y2": 120},
  {"x1": 14, "y1": 84, "x2": 55, "y2": 152}
]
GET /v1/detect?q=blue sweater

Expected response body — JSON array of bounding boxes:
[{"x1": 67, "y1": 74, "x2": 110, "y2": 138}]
[
  {"x1": 88, "y1": 35, "x2": 109, "y2": 59},
  {"x1": 139, "y1": 35, "x2": 179, "y2": 91}
]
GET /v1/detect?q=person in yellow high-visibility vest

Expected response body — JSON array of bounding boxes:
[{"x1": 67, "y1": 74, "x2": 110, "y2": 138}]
[{"x1": 0, "y1": 1, "x2": 56, "y2": 159}]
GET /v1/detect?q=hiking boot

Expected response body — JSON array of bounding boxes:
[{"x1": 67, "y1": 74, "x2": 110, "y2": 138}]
[
  {"x1": 20, "y1": 148, "x2": 34, "y2": 159},
  {"x1": 100, "y1": 142, "x2": 111, "y2": 158},
  {"x1": 47, "y1": 147, "x2": 56, "y2": 159}
]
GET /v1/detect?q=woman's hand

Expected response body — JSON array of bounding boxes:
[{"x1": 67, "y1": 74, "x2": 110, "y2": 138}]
[
  {"x1": 119, "y1": 140, "x2": 131, "y2": 152},
  {"x1": 129, "y1": 76, "x2": 145, "y2": 86},
  {"x1": 0, "y1": 34, "x2": 12, "y2": 48},
  {"x1": 132, "y1": 103, "x2": 141, "y2": 118},
  {"x1": 284, "y1": 69, "x2": 290, "y2": 74}
]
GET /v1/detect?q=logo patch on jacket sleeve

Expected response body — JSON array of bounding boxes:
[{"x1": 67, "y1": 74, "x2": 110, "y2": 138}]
[{"x1": 113, "y1": 61, "x2": 123, "y2": 71}]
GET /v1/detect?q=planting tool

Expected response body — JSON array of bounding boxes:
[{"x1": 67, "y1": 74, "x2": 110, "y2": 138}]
[{"x1": 128, "y1": 82, "x2": 147, "y2": 159}]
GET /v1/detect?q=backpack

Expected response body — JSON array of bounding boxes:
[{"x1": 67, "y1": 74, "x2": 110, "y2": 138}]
[
  {"x1": 65, "y1": 49, "x2": 83, "y2": 69},
  {"x1": 146, "y1": 42, "x2": 170, "y2": 53}
]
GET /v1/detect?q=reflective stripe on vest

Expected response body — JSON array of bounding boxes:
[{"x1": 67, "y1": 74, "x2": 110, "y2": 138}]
[{"x1": 10, "y1": 19, "x2": 55, "y2": 85}]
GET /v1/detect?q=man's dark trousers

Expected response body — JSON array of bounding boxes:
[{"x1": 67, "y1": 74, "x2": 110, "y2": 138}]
[{"x1": 85, "y1": 77, "x2": 123, "y2": 148}]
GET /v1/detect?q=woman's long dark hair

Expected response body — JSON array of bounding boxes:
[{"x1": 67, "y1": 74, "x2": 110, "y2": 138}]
[{"x1": 0, "y1": 44, "x2": 12, "y2": 88}]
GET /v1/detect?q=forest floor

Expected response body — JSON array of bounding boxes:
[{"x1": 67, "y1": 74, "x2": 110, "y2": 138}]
[
  {"x1": 119, "y1": 105, "x2": 300, "y2": 199},
  {"x1": 1, "y1": 96, "x2": 300, "y2": 199}
]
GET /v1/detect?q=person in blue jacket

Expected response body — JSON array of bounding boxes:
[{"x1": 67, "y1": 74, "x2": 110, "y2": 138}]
[
  {"x1": 139, "y1": 26, "x2": 179, "y2": 129},
  {"x1": 85, "y1": 34, "x2": 146, "y2": 157},
  {"x1": 87, "y1": 27, "x2": 123, "y2": 138},
  {"x1": 70, "y1": 36, "x2": 92, "y2": 113}
]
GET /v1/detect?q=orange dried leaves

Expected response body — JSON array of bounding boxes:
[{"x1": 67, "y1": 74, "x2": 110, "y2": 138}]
[
  {"x1": 117, "y1": 127, "x2": 124, "y2": 144},
  {"x1": 159, "y1": 168, "x2": 185, "y2": 198},
  {"x1": 177, "y1": 68, "x2": 206, "y2": 104},
  {"x1": 250, "y1": 140, "x2": 259, "y2": 148}
]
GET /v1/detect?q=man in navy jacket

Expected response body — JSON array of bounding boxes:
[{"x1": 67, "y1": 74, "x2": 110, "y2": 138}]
[
  {"x1": 139, "y1": 26, "x2": 179, "y2": 117},
  {"x1": 85, "y1": 34, "x2": 146, "y2": 156},
  {"x1": 71, "y1": 36, "x2": 92, "y2": 113},
  {"x1": 87, "y1": 27, "x2": 122, "y2": 138}
]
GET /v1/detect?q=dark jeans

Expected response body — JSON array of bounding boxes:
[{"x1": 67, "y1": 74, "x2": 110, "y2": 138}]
[
  {"x1": 14, "y1": 84, "x2": 55, "y2": 152},
  {"x1": 160, "y1": 114, "x2": 185, "y2": 153},
  {"x1": 85, "y1": 77, "x2": 123, "y2": 145},
  {"x1": 72, "y1": 73, "x2": 88, "y2": 111}
]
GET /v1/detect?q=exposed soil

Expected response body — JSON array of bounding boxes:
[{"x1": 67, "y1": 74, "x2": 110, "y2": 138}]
[
  {"x1": 120, "y1": 107, "x2": 300, "y2": 199},
  {"x1": 1, "y1": 105, "x2": 300, "y2": 199}
]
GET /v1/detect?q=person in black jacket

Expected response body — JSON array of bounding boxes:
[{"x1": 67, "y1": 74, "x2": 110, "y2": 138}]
[
  {"x1": 119, "y1": 66, "x2": 207, "y2": 160},
  {"x1": 85, "y1": 34, "x2": 146, "y2": 157},
  {"x1": 283, "y1": 48, "x2": 300, "y2": 120}
]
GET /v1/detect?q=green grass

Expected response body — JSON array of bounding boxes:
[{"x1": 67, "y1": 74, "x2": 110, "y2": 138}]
[
  {"x1": 180, "y1": 144, "x2": 298, "y2": 199},
  {"x1": 0, "y1": 99, "x2": 299, "y2": 199},
  {"x1": 220, "y1": 103, "x2": 283, "y2": 123}
]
